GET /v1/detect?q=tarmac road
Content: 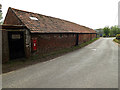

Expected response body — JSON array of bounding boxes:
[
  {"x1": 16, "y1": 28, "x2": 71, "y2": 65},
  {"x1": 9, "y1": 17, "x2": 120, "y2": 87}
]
[{"x1": 2, "y1": 38, "x2": 118, "y2": 88}]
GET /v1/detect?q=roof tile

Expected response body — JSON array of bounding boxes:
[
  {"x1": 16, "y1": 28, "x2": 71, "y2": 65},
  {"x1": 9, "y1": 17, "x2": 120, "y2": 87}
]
[{"x1": 11, "y1": 7, "x2": 96, "y2": 33}]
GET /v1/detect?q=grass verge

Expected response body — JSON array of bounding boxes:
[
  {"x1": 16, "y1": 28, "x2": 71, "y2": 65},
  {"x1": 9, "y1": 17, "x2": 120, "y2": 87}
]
[
  {"x1": 113, "y1": 38, "x2": 120, "y2": 44},
  {"x1": 3, "y1": 38, "x2": 99, "y2": 73}
]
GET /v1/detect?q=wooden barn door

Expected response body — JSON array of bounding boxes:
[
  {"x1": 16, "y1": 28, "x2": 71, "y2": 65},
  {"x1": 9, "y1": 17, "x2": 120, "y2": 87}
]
[{"x1": 8, "y1": 31, "x2": 25, "y2": 59}]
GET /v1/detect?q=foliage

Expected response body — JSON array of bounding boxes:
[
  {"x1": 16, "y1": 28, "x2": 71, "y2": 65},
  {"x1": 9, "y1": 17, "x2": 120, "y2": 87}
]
[
  {"x1": 0, "y1": 4, "x2": 3, "y2": 25},
  {"x1": 96, "y1": 25, "x2": 120, "y2": 37},
  {"x1": 110, "y1": 25, "x2": 120, "y2": 36},
  {"x1": 103, "y1": 26, "x2": 110, "y2": 36},
  {"x1": 113, "y1": 39, "x2": 120, "y2": 44},
  {"x1": 116, "y1": 34, "x2": 120, "y2": 39}
]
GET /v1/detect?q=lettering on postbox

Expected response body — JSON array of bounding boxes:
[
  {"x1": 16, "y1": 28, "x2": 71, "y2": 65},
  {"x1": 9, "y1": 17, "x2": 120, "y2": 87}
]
[{"x1": 33, "y1": 39, "x2": 37, "y2": 51}]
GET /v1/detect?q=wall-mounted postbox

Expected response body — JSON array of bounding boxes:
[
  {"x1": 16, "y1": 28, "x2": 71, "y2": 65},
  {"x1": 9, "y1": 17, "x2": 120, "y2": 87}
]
[{"x1": 32, "y1": 39, "x2": 37, "y2": 51}]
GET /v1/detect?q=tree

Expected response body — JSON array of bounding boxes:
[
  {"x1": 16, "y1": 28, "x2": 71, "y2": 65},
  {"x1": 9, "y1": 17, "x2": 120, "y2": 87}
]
[
  {"x1": 103, "y1": 26, "x2": 110, "y2": 37},
  {"x1": 117, "y1": 28, "x2": 120, "y2": 34},
  {"x1": 97, "y1": 25, "x2": 120, "y2": 37},
  {"x1": 0, "y1": 4, "x2": 3, "y2": 25},
  {"x1": 111, "y1": 25, "x2": 119, "y2": 36}
]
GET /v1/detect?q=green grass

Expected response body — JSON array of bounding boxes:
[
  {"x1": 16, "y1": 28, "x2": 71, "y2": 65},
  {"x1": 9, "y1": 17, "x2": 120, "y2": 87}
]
[
  {"x1": 113, "y1": 38, "x2": 120, "y2": 44},
  {"x1": 3, "y1": 38, "x2": 99, "y2": 73}
]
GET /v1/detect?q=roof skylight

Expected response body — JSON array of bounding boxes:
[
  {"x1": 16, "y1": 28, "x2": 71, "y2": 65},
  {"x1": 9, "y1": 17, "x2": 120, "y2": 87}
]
[{"x1": 29, "y1": 16, "x2": 38, "y2": 20}]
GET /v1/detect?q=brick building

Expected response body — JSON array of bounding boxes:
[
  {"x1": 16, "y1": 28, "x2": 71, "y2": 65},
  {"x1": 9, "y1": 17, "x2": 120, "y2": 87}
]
[{"x1": 2, "y1": 7, "x2": 96, "y2": 63}]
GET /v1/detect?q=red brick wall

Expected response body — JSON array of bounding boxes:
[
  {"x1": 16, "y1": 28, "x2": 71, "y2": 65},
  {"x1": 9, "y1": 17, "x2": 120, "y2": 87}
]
[
  {"x1": 31, "y1": 33, "x2": 76, "y2": 54},
  {"x1": 78, "y1": 33, "x2": 96, "y2": 44},
  {"x1": 31, "y1": 33, "x2": 96, "y2": 55}
]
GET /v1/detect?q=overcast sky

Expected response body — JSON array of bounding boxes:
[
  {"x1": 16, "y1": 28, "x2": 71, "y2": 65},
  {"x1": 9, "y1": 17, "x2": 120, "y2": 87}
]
[{"x1": 1, "y1": 0, "x2": 119, "y2": 29}]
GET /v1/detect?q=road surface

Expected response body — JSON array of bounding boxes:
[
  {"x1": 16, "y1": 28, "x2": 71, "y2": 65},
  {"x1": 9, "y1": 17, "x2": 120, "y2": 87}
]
[{"x1": 2, "y1": 38, "x2": 118, "y2": 88}]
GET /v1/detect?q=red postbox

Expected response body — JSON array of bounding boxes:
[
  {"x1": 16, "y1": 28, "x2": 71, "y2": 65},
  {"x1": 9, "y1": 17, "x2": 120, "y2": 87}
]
[{"x1": 32, "y1": 39, "x2": 37, "y2": 51}]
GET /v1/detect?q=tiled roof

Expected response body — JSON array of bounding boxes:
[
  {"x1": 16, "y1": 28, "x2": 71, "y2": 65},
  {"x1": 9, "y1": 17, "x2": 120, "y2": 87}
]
[{"x1": 11, "y1": 7, "x2": 96, "y2": 33}]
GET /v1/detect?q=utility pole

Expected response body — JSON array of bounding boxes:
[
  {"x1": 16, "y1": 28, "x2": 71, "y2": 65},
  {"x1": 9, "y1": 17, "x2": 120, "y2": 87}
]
[{"x1": 118, "y1": 1, "x2": 120, "y2": 28}]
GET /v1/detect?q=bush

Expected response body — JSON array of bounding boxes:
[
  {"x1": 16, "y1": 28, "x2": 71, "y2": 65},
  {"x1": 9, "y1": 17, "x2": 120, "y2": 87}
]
[
  {"x1": 103, "y1": 35, "x2": 106, "y2": 37},
  {"x1": 113, "y1": 39, "x2": 120, "y2": 44},
  {"x1": 116, "y1": 34, "x2": 120, "y2": 39}
]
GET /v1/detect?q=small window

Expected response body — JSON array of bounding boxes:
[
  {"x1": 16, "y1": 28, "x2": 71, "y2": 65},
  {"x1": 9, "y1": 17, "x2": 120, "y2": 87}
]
[{"x1": 29, "y1": 16, "x2": 38, "y2": 20}]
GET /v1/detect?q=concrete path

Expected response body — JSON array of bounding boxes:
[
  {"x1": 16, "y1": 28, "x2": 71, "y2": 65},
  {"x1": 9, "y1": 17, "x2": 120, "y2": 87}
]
[{"x1": 2, "y1": 38, "x2": 118, "y2": 88}]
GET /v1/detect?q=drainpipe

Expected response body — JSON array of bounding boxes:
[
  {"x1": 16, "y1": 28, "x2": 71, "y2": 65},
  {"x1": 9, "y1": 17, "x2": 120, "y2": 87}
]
[{"x1": 76, "y1": 33, "x2": 79, "y2": 46}]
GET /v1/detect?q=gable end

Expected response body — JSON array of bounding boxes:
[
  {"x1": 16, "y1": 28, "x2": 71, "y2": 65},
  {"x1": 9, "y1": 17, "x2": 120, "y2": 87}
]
[{"x1": 3, "y1": 7, "x2": 24, "y2": 25}]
